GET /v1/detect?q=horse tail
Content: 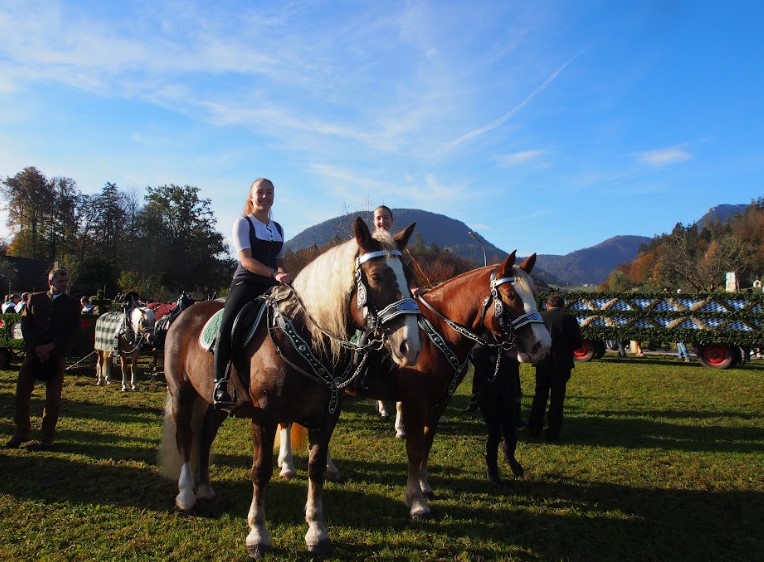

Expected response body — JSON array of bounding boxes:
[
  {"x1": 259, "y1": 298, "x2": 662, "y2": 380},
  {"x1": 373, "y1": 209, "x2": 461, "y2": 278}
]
[
  {"x1": 158, "y1": 391, "x2": 206, "y2": 480},
  {"x1": 158, "y1": 393, "x2": 181, "y2": 479},
  {"x1": 291, "y1": 422, "x2": 308, "y2": 451}
]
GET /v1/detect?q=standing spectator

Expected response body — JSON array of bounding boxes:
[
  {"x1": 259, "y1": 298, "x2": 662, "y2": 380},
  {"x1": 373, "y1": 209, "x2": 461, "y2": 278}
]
[
  {"x1": 6, "y1": 267, "x2": 81, "y2": 450},
  {"x1": 471, "y1": 343, "x2": 525, "y2": 486},
  {"x1": 80, "y1": 296, "x2": 95, "y2": 314},
  {"x1": 2, "y1": 293, "x2": 20, "y2": 313},
  {"x1": 528, "y1": 294, "x2": 583, "y2": 442},
  {"x1": 676, "y1": 341, "x2": 691, "y2": 362},
  {"x1": 15, "y1": 292, "x2": 30, "y2": 313}
]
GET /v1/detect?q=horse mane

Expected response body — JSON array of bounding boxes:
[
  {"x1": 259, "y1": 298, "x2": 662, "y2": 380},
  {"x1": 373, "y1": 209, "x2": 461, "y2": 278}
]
[{"x1": 278, "y1": 231, "x2": 399, "y2": 363}]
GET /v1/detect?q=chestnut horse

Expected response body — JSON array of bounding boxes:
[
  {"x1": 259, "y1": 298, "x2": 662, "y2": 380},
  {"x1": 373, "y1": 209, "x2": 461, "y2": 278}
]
[
  {"x1": 158, "y1": 218, "x2": 422, "y2": 558},
  {"x1": 278, "y1": 252, "x2": 551, "y2": 519}
]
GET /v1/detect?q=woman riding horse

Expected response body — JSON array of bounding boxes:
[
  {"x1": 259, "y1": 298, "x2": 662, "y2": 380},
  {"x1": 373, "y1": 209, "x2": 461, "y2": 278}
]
[{"x1": 214, "y1": 178, "x2": 291, "y2": 407}]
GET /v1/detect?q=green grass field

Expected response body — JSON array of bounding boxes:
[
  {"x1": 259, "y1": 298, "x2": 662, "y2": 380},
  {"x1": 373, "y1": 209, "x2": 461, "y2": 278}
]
[{"x1": 1, "y1": 354, "x2": 763, "y2": 561}]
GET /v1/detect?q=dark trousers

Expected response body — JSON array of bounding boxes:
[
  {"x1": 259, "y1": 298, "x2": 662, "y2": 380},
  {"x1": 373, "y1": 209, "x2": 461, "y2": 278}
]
[
  {"x1": 528, "y1": 366, "x2": 570, "y2": 439},
  {"x1": 478, "y1": 374, "x2": 519, "y2": 468},
  {"x1": 214, "y1": 281, "x2": 267, "y2": 382},
  {"x1": 14, "y1": 356, "x2": 65, "y2": 441}
]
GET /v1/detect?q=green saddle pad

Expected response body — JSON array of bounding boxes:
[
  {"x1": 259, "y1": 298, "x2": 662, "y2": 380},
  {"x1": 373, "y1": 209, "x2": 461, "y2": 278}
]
[{"x1": 199, "y1": 309, "x2": 224, "y2": 351}]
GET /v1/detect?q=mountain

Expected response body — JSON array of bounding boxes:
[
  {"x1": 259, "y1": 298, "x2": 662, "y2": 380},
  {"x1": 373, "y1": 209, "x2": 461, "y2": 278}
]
[
  {"x1": 285, "y1": 206, "x2": 743, "y2": 287},
  {"x1": 535, "y1": 235, "x2": 651, "y2": 286},
  {"x1": 285, "y1": 209, "x2": 507, "y2": 266},
  {"x1": 693, "y1": 204, "x2": 748, "y2": 230}
]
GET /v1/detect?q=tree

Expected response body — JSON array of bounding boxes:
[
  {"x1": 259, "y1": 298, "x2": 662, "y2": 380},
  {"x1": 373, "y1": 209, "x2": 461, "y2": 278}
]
[
  {"x1": 137, "y1": 184, "x2": 230, "y2": 291},
  {"x1": 2, "y1": 167, "x2": 55, "y2": 259}
]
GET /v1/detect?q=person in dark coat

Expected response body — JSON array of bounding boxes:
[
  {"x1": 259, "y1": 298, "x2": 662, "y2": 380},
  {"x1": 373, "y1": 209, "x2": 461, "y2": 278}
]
[
  {"x1": 528, "y1": 294, "x2": 583, "y2": 442},
  {"x1": 471, "y1": 344, "x2": 525, "y2": 486},
  {"x1": 6, "y1": 267, "x2": 81, "y2": 449}
]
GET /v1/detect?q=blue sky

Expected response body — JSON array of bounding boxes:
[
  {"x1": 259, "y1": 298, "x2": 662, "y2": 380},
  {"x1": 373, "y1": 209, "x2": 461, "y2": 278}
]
[{"x1": 1, "y1": 0, "x2": 762, "y2": 257}]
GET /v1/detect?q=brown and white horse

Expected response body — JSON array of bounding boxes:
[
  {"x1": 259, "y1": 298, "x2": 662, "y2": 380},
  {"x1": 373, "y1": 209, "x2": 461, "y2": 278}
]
[
  {"x1": 278, "y1": 252, "x2": 551, "y2": 519},
  {"x1": 158, "y1": 218, "x2": 421, "y2": 558},
  {"x1": 95, "y1": 305, "x2": 156, "y2": 391}
]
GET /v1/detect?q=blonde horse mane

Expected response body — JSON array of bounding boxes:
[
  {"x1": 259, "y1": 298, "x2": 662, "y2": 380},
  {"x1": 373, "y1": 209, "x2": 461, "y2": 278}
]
[{"x1": 277, "y1": 230, "x2": 400, "y2": 364}]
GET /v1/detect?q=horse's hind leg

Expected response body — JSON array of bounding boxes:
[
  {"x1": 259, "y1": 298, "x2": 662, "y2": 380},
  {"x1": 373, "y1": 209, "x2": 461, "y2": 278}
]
[
  {"x1": 95, "y1": 353, "x2": 104, "y2": 385},
  {"x1": 277, "y1": 423, "x2": 297, "y2": 480},
  {"x1": 196, "y1": 405, "x2": 227, "y2": 500},
  {"x1": 394, "y1": 401, "x2": 406, "y2": 439},
  {"x1": 246, "y1": 422, "x2": 275, "y2": 558},
  {"x1": 174, "y1": 385, "x2": 199, "y2": 512}
]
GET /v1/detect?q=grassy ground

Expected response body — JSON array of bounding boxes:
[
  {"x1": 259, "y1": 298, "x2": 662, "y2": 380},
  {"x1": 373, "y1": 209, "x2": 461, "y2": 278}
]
[{"x1": 1, "y1": 353, "x2": 763, "y2": 561}]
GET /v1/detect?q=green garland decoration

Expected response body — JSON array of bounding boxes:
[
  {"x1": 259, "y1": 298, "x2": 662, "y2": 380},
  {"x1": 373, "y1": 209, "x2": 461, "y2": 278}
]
[{"x1": 538, "y1": 291, "x2": 764, "y2": 348}]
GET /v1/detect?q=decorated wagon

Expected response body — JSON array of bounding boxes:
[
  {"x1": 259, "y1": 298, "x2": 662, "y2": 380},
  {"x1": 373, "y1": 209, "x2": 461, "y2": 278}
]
[{"x1": 558, "y1": 291, "x2": 763, "y2": 369}]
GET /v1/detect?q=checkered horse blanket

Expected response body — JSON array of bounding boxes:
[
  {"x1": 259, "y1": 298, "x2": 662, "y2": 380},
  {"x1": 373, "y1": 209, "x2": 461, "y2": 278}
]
[{"x1": 94, "y1": 311, "x2": 133, "y2": 352}]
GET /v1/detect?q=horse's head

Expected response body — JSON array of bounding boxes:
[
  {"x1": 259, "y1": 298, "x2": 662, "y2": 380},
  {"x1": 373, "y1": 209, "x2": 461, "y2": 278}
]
[
  {"x1": 350, "y1": 217, "x2": 421, "y2": 367},
  {"x1": 481, "y1": 251, "x2": 551, "y2": 364},
  {"x1": 130, "y1": 307, "x2": 156, "y2": 347}
]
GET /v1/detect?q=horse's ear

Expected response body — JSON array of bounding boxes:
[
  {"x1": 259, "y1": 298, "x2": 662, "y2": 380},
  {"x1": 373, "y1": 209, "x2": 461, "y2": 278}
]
[
  {"x1": 519, "y1": 253, "x2": 536, "y2": 274},
  {"x1": 393, "y1": 222, "x2": 416, "y2": 251},
  {"x1": 353, "y1": 217, "x2": 374, "y2": 251},
  {"x1": 497, "y1": 250, "x2": 517, "y2": 277}
]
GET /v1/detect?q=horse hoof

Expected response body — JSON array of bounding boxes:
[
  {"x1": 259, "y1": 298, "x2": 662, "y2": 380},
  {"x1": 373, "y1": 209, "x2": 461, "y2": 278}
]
[
  {"x1": 424, "y1": 490, "x2": 435, "y2": 500},
  {"x1": 411, "y1": 509, "x2": 431, "y2": 521},
  {"x1": 247, "y1": 543, "x2": 272, "y2": 559},
  {"x1": 307, "y1": 538, "x2": 333, "y2": 555},
  {"x1": 395, "y1": 430, "x2": 406, "y2": 440},
  {"x1": 280, "y1": 469, "x2": 296, "y2": 481}
]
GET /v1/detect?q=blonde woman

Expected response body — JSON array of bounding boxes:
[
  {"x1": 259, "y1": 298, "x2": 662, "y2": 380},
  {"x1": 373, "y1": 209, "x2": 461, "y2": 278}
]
[{"x1": 213, "y1": 178, "x2": 292, "y2": 406}]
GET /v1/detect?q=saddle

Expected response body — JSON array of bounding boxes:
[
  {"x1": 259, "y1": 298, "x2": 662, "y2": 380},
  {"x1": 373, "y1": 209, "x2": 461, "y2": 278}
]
[{"x1": 199, "y1": 298, "x2": 268, "y2": 353}]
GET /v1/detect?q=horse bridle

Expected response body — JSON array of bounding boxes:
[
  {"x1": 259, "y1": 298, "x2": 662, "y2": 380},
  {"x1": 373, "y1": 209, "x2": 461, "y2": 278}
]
[
  {"x1": 355, "y1": 248, "x2": 420, "y2": 334},
  {"x1": 269, "y1": 247, "x2": 420, "y2": 414},
  {"x1": 416, "y1": 267, "x2": 545, "y2": 395},
  {"x1": 121, "y1": 306, "x2": 154, "y2": 352},
  {"x1": 480, "y1": 270, "x2": 544, "y2": 344}
]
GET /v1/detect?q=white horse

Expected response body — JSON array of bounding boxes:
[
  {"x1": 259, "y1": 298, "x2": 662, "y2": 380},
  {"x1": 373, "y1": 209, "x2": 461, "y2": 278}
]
[{"x1": 95, "y1": 306, "x2": 156, "y2": 391}]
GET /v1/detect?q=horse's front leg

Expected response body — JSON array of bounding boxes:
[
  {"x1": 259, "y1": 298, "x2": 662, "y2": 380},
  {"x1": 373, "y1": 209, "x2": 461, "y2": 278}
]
[
  {"x1": 119, "y1": 353, "x2": 129, "y2": 392},
  {"x1": 402, "y1": 401, "x2": 431, "y2": 520},
  {"x1": 305, "y1": 426, "x2": 335, "y2": 555},
  {"x1": 277, "y1": 423, "x2": 297, "y2": 480},
  {"x1": 246, "y1": 422, "x2": 275, "y2": 559},
  {"x1": 419, "y1": 410, "x2": 442, "y2": 500},
  {"x1": 128, "y1": 350, "x2": 139, "y2": 391}
]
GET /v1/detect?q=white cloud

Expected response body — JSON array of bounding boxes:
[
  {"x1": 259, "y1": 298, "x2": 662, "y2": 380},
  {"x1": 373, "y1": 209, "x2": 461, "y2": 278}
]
[
  {"x1": 636, "y1": 146, "x2": 693, "y2": 167},
  {"x1": 496, "y1": 150, "x2": 545, "y2": 168}
]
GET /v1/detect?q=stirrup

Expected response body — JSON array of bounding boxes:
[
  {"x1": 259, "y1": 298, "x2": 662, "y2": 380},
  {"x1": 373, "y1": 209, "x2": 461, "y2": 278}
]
[{"x1": 213, "y1": 379, "x2": 237, "y2": 407}]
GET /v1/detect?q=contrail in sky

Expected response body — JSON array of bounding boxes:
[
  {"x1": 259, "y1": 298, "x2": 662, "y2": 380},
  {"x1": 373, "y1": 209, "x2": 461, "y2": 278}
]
[{"x1": 436, "y1": 46, "x2": 590, "y2": 155}]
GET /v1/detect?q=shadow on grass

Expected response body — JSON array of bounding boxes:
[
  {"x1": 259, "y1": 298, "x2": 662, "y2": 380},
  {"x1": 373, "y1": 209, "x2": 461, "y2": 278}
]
[{"x1": 2, "y1": 444, "x2": 761, "y2": 561}]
